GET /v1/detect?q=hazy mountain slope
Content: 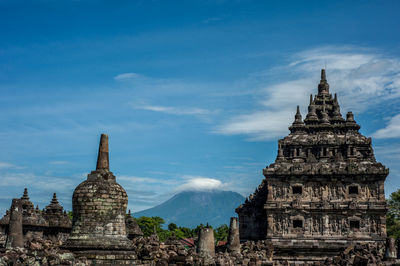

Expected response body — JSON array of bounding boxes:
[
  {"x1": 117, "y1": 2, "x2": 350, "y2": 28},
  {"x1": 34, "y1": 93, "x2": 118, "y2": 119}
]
[{"x1": 134, "y1": 190, "x2": 245, "y2": 228}]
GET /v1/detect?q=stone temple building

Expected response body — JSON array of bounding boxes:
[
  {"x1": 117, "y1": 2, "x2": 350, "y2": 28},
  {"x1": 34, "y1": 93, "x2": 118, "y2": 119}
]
[
  {"x1": 0, "y1": 189, "x2": 71, "y2": 245},
  {"x1": 63, "y1": 134, "x2": 136, "y2": 263},
  {"x1": 236, "y1": 70, "x2": 389, "y2": 262}
]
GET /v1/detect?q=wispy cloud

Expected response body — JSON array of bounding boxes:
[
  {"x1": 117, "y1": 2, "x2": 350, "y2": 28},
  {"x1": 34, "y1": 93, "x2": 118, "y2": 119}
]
[
  {"x1": 114, "y1": 72, "x2": 141, "y2": 81},
  {"x1": 0, "y1": 162, "x2": 21, "y2": 169},
  {"x1": 214, "y1": 46, "x2": 400, "y2": 140},
  {"x1": 119, "y1": 175, "x2": 179, "y2": 185},
  {"x1": 375, "y1": 144, "x2": 400, "y2": 160},
  {"x1": 48, "y1": 161, "x2": 69, "y2": 165},
  {"x1": 373, "y1": 114, "x2": 400, "y2": 139},
  {"x1": 135, "y1": 104, "x2": 214, "y2": 116}
]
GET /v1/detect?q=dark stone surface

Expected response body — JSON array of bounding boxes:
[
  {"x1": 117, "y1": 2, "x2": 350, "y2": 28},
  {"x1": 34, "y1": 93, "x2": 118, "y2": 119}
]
[
  {"x1": 63, "y1": 134, "x2": 132, "y2": 250},
  {"x1": 6, "y1": 199, "x2": 23, "y2": 248},
  {"x1": 0, "y1": 189, "x2": 71, "y2": 247},
  {"x1": 236, "y1": 69, "x2": 388, "y2": 262}
]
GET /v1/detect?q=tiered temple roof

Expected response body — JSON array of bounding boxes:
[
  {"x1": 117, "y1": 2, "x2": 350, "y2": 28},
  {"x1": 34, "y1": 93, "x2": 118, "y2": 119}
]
[{"x1": 236, "y1": 70, "x2": 388, "y2": 261}]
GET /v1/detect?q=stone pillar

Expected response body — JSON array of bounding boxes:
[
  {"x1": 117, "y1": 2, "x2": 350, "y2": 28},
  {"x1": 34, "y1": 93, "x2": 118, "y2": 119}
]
[
  {"x1": 385, "y1": 237, "x2": 396, "y2": 260},
  {"x1": 227, "y1": 217, "x2": 240, "y2": 253},
  {"x1": 197, "y1": 227, "x2": 215, "y2": 257},
  {"x1": 6, "y1": 199, "x2": 23, "y2": 248}
]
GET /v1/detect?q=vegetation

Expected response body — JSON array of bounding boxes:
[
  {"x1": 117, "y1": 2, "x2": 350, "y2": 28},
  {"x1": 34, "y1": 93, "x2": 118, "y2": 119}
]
[
  {"x1": 387, "y1": 189, "x2": 400, "y2": 241},
  {"x1": 135, "y1": 216, "x2": 229, "y2": 243}
]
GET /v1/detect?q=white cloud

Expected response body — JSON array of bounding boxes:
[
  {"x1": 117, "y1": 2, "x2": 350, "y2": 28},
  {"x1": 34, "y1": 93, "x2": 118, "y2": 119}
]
[
  {"x1": 214, "y1": 110, "x2": 293, "y2": 140},
  {"x1": 48, "y1": 161, "x2": 69, "y2": 165},
  {"x1": 214, "y1": 46, "x2": 400, "y2": 140},
  {"x1": 0, "y1": 172, "x2": 75, "y2": 190},
  {"x1": 133, "y1": 104, "x2": 214, "y2": 116},
  {"x1": 175, "y1": 176, "x2": 229, "y2": 192},
  {"x1": 0, "y1": 162, "x2": 19, "y2": 169},
  {"x1": 114, "y1": 72, "x2": 140, "y2": 81},
  {"x1": 373, "y1": 114, "x2": 400, "y2": 139},
  {"x1": 119, "y1": 175, "x2": 178, "y2": 185},
  {"x1": 375, "y1": 144, "x2": 400, "y2": 159},
  {"x1": 0, "y1": 173, "x2": 36, "y2": 186}
]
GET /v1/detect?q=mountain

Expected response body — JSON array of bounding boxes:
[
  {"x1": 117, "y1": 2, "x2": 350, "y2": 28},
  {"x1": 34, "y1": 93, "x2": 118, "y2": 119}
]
[{"x1": 134, "y1": 190, "x2": 245, "y2": 228}]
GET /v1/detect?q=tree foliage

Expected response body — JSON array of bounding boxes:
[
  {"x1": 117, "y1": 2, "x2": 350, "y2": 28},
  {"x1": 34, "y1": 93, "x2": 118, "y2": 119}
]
[
  {"x1": 214, "y1": 224, "x2": 229, "y2": 242},
  {"x1": 387, "y1": 189, "x2": 400, "y2": 241},
  {"x1": 134, "y1": 217, "x2": 230, "y2": 243}
]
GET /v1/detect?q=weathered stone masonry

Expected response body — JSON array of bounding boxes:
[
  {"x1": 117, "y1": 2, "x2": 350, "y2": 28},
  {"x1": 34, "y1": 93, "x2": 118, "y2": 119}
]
[
  {"x1": 0, "y1": 189, "x2": 71, "y2": 246},
  {"x1": 236, "y1": 69, "x2": 389, "y2": 261},
  {"x1": 63, "y1": 134, "x2": 131, "y2": 251}
]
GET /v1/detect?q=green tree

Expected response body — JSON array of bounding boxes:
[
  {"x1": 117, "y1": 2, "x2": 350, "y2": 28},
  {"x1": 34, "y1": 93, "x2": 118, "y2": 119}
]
[
  {"x1": 168, "y1": 223, "x2": 177, "y2": 231},
  {"x1": 387, "y1": 189, "x2": 400, "y2": 241},
  {"x1": 135, "y1": 216, "x2": 165, "y2": 236},
  {"x1": 214, "y1": 224, "x2": 229, "y2": 242},
  {"x1": 67, "y1": 211, "x2": 73, "y2": 221},
  {"x1": 178, "y1": 226, "x2": 194, "y2": 238}
]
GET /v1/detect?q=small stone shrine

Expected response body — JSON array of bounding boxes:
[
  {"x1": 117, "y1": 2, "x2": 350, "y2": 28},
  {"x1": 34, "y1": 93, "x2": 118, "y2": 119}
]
[
  {"x1": 63, "y1": 134, "x2": 135, "y2": 263},
  {"x1": 236, "y1": 70, "x2": 389, "y2": 262},
  {"x1": 0, "y1": 188, "x2": 71, "y2": 246}
]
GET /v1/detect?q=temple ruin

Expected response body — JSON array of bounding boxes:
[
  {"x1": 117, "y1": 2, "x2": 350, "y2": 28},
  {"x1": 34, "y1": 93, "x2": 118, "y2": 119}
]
[
  {"x1": 62, "y1": 134, "x2": 137, "y2": 263},
  {"x1": 236, "y1": 69, "x2": 389, "y2": 262},
  {"x1": 0, "y1": 71, "x2": 396, "y2": 264},
  {"x1": 0, "y1": 188, "x2": 71, "y2": 246}
]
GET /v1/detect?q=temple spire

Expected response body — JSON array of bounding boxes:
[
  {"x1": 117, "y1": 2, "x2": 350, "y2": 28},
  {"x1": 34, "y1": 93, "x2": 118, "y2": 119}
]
[
  {"x1": 294, "y1": 105, "x2": 302, "y2": 123},
  {"x1": 321, "y1": 69, "x2": 326, "y2": 82},
  {"x1": 51, "y1": 193, "x2": 59, "y2": 205},
  {"x1": 96, "y1": 134, "x2": 109, "y2": 171},
  {"x1": 21, "y1": 188, "x2": 29, "y2": 200},
  {"x1": 318, "y1": 69, "x2": 329, "y2": 95}
]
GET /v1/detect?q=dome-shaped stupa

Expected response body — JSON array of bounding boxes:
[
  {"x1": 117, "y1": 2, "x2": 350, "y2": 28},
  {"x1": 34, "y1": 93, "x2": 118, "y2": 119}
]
[{"x1": 64, "y1": 134, "x2": 131, "y2": 250}]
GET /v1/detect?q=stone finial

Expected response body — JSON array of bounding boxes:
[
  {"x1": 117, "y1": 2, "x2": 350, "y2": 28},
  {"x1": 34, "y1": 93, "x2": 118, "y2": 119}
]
[
  {"x1": 309, "y1": 94, "x2": 313, "y2": 105},
  {"x1": 321, "y1": 68, "x2": 326, "y2": 81},
  {"x1": 197, "y1": 227, "x2": 215, "y2": 258},
  {"x1": 290, "y1": 106, "x2": 305, "y2": 133},
  {"x1": 227, "y1": 217, "x2": 240, "y2": 253},
  {"x1": 318, "y1": 69, "x2": 329, "y2": 95},
  {"x1": 96, "y1": 134, "x2": 109, "y2": 171},
  {"x1": 51, "y1": 193, "x2": 59, "y2": 205},
  {"x1": 21, "y1": 188, "x2": 29, "y2": 200},
  {"x1": 385, "y1": 238, "x2": 397, "y2": 260},
  {"x1": 6, "y1": 199, "x2": 23, "y2": 248},
  {"x1": 320, "y1": 106, "x2": 330, "y2": 125},
  {"x1": 332, "y1": 98, "x2": 343, "y2": 121},
  {"x1": 128, "y1": 209, "x2": 131, "y2": 216},
  {"x1": 294, "y1": 105, "x2": 303, "y2": 124},
  {"x1": 305, "y1": 102, "x2": 318, "y2": 124},
  {"x1": 346, "y1": 111, "x2": 355, "y2": 122}
]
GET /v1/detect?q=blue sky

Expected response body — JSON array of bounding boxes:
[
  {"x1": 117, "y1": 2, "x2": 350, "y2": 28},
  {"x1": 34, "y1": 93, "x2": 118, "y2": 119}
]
[{"x1": 0, "y1": 0, "x2": 400, "y2": 215}]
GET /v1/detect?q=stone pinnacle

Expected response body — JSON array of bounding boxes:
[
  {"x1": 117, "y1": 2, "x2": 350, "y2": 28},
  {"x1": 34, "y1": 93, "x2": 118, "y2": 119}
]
[
  {"x1": 22, "y1": 188, "x2": 29, "y2": 200},
  {"x1": 51, "y1": 193, "x2": 59, "y2": 204},
  {"x1": 321, "y1": 68, "x2": 326, "y2": 82},
  {"x1": 96, "y1": 134, "x2": 109, "y2": 171}
]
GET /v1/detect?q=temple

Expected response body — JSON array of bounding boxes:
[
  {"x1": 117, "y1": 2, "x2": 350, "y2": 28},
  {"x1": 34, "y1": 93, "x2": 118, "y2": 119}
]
[
  {"x1": 0, "y1": 189, "x2": 72, "y2": 245},
  {"x1": 63, "y1": 134, "x2": 132, "y2": 250},
  {"x1": 236, "y1": 69, "x2": 389, "y2": 262}
]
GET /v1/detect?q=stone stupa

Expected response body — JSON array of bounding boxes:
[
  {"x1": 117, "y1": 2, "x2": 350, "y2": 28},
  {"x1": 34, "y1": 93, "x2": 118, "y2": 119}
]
[{"x1": 64, "y1": 134, "x2": 131, "y2": 250}]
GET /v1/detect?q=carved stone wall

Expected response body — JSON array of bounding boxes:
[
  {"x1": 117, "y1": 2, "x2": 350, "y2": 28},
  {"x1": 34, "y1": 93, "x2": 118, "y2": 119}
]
[{"x1": 236, "y1": 70, "x2": 388, "y2": 261}]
